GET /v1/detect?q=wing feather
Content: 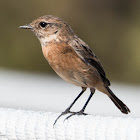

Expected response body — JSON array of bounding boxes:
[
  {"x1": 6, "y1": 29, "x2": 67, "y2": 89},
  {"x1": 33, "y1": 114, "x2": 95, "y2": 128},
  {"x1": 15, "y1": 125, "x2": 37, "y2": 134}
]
[{"x1": 68, "y1": 37, "x2": 110, "y2": 86}]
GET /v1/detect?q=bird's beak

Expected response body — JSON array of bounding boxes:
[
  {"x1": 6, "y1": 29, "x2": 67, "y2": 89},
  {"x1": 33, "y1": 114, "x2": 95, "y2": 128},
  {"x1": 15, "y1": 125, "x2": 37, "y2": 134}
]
[{"x1": 19, "y1": 24, "x2": 33, "y2": 29}]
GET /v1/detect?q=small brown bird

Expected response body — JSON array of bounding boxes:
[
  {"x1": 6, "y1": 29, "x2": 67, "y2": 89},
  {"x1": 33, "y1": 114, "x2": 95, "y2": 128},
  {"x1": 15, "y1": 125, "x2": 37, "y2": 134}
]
[{"x1": 20, "y1": 15, "x2": 130, "y2": 124}]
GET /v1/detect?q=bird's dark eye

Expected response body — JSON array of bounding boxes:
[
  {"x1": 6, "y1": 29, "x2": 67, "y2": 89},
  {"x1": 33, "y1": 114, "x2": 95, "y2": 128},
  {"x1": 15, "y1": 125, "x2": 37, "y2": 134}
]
[{"x1": 39, "y1": 22, "x2": 48, "y2": 28}]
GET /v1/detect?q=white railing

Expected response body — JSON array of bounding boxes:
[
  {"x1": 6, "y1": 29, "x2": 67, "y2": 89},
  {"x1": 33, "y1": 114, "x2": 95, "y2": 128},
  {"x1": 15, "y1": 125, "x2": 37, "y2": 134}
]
[{"x1": 0, "y1": 108, "x2": 139, "y2": 140}]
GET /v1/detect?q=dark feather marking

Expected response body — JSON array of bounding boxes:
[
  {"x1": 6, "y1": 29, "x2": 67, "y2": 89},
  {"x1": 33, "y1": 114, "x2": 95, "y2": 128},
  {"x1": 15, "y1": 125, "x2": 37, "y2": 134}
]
[
  {"x1": 81, "y1": 44, "x2": 88, "y2": 51},
  {"x1": 54, "y1": 31, "x2": 58, "y2": 34},
  {"x1": 81, "y1": 44, "x2": 93, "y2": 57},
  {"x1": 62, "y1": 47, "x2": 73, "y2": 54},
  {"x1": 84, "y1": 58, "x2": 110, "y2": 86}
]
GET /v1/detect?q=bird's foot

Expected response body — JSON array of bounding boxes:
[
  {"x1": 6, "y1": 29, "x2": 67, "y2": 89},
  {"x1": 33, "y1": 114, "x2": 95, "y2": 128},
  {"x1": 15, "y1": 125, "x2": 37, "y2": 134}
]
[
  {"x1": 53, "y1": 108, "x2": 73, "y2": 126},
  {"x1": 64, "y1": 110, "x2": 88, "y2": 121}
]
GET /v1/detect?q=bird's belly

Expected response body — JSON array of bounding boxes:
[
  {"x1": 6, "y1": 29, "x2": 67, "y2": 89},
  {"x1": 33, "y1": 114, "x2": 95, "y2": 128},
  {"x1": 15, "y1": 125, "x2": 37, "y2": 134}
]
[
  {"x1": 48, "y1": 56, "x2": 100, "y2": 88},
  {"x1": 53, "y1": 68, "x2": 87, "y2": 87},
  {"x1": 48, "y1": 53, "x2": 87, "y2": 87}
]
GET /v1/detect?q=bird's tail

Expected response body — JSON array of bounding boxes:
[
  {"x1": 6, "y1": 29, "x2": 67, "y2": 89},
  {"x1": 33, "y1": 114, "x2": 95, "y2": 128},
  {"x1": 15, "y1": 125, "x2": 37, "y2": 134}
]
[{"x1": 106, "y1": 87, "x2": 130, "y2": 114}]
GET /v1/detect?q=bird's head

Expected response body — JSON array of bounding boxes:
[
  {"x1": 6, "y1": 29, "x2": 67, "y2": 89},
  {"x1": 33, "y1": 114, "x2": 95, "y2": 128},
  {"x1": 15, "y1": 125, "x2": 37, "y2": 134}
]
[{"x1": 19, "y1": 15, "x2": 74, "y2": 47}]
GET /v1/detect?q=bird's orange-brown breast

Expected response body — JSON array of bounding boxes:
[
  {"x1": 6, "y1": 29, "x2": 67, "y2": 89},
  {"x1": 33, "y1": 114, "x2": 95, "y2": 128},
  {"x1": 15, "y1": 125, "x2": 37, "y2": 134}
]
[
  {"x1": 42, "y1": 42, "x2": 102, "y2": 87},
  {"x1": 42, "y1": 42, "x2": 84, "y2": 71},
  {"x1": 42, "y1": 42, "x2": 88, "y2": 86}
]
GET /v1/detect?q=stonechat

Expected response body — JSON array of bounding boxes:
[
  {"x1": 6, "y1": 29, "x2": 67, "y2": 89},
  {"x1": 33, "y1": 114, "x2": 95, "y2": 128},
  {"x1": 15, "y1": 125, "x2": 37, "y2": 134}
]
[{"x1": 19, "y1": 15, "x2": 130, "y2": 124}]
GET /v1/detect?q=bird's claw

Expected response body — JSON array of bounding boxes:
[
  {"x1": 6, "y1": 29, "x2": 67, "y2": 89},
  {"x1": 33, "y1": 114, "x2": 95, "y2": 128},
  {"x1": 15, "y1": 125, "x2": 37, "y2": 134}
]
[
  {"x1": 64, "y1": 110, "x2": 88, "y2": 121},
  {"x1": 53, "y1": 109, "x2": 73, "y2": 126},
  {"x1": 53, "y1": 109, "x2": 88, "y2": 127}
]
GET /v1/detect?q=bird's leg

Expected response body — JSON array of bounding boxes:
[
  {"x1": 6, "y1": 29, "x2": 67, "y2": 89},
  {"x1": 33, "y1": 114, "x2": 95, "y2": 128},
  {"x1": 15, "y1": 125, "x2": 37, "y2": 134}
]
[
  {"x1": 65, "y1": 88, "x2": 95, "y2": 120},
  {"x1": 53, "y1": 87, "x2": 87, "y2": 126},
  {"x1": 64, "y1": 87, "x2": 87, "y2": 113}
]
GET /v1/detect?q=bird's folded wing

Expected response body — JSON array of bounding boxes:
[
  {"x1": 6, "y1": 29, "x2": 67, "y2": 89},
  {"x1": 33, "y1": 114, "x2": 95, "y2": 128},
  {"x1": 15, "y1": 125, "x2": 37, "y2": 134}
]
[{"x1": 68, "y1": 37, "x2": 110, "y2": 86}]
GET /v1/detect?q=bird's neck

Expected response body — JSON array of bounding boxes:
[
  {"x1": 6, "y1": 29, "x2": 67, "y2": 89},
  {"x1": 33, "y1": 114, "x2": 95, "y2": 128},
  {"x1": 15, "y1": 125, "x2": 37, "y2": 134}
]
[{"x1": 39, "y1": 34, "x2": 60, "y2": 47}]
